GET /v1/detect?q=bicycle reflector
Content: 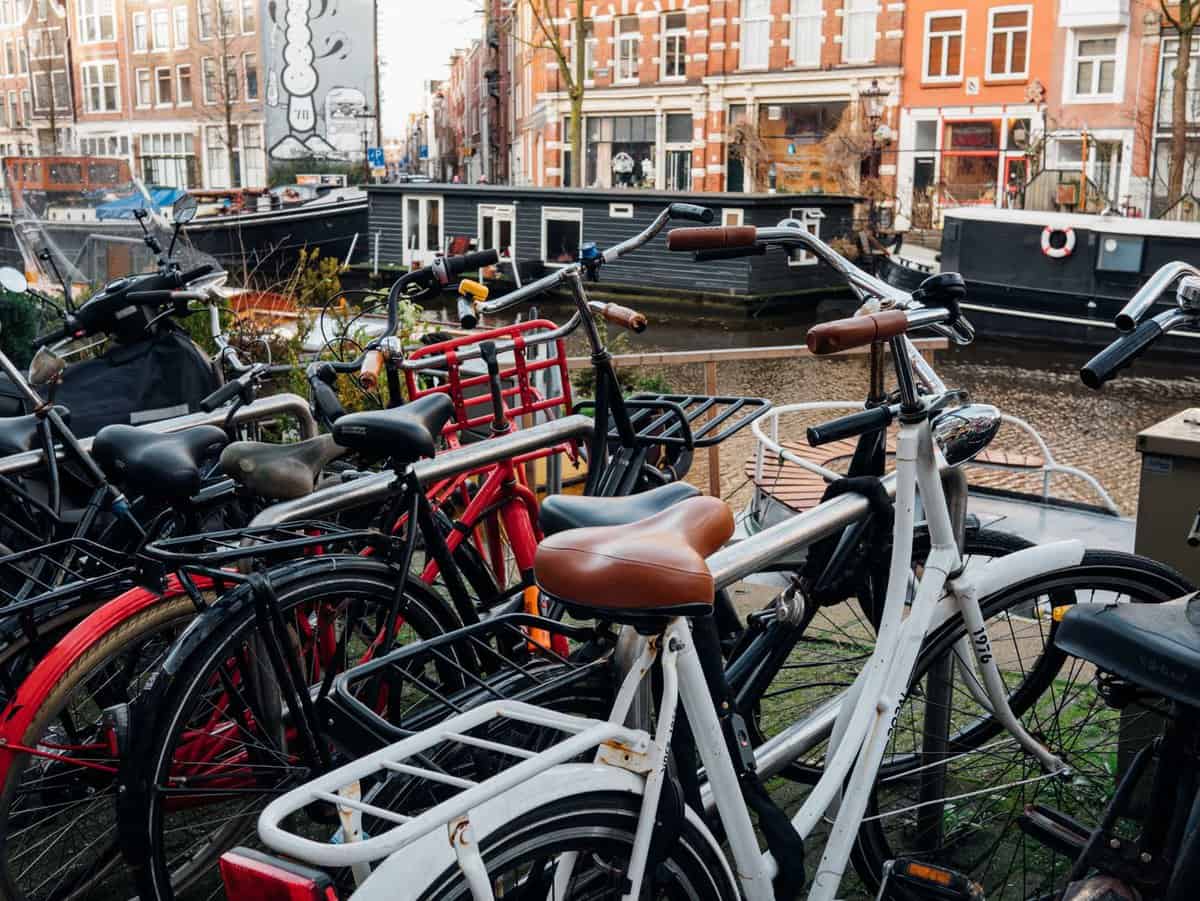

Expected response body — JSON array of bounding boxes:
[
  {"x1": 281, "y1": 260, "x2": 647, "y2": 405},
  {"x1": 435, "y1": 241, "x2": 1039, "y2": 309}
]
[{"x1": 218, "y1": 847, "x2": 339, "y2": 901}]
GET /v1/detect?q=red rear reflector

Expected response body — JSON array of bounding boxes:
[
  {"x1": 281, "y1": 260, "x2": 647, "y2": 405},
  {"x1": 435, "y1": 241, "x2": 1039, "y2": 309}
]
[{"x1": 219, "y1": 847, "x2": 339, "y2": 901}]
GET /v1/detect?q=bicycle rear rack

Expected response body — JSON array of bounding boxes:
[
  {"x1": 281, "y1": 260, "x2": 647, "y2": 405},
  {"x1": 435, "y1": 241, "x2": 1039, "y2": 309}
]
[
  {"x1": 579, "y1": 392, "x2": 771, "y2": 449},
  {"x1": 0, "y1": 538, "x2": 138, "y2": 617},
  {"x1": 259, "y1": 697, "x2": 648, "y2": 869},
  {"x1": 321, "y1": 613, "x2": 613, "y2": 755}
]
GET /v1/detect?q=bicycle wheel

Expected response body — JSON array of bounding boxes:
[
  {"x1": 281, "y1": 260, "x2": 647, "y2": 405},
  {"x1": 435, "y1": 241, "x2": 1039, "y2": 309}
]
[
  {"x1": 418, "y1": 792, "x2": 738, "y2": 900},
  {"x1": 851, "y1": 550, "x2": 1193, "y2": 901},
  {"x1": 0, "y1": 594, "x2": 197, "y2": 901},
  {"x1": 120, "y1": 558, "x2": 457, "y2": 901}
]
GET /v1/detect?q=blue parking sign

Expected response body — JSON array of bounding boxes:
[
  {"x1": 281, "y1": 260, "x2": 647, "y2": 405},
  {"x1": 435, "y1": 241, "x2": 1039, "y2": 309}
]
[{"x1": 367, "y1": 146, "x2": 385, "y2": 168}]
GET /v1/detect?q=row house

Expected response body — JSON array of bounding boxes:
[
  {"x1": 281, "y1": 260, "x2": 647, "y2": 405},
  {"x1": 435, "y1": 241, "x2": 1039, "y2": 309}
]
[
  {"x1": 0, "y1": 0, "x2": 69, "y2": 159},
  {"x1": 509, "y1": 0, "x2": 904, "y2": 201}
]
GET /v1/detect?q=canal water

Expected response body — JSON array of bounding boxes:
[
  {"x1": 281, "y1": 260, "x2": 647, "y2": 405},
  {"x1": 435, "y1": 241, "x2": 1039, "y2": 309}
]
[{"x1": 425, "y1": 296, "x2": 1200, "y2": 515}]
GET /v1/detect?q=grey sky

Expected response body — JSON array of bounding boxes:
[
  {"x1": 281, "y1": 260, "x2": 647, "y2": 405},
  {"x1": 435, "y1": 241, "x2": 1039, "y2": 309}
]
[{"x1": 379, "y1": 0, "x2": 483, "y2": 139}]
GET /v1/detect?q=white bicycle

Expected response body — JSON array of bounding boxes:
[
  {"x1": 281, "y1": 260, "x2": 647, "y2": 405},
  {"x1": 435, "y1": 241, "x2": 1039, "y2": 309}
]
[{"x1": 244, "y1": 234, "x2": 1089, "y2": 900}]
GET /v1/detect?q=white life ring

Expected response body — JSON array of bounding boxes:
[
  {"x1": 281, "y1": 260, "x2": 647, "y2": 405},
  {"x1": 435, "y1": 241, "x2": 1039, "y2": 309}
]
[{"x1": 1041, "y1": 226, "x2": 1075, "y2": 259}]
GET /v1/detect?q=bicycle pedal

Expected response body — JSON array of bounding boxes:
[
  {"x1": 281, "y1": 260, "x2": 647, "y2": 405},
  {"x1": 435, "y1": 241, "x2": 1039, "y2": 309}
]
[
  {"x1": 1018, "y1": 804, "x2": 1091, "y2": 856},
  {"x1": 876, "y1": 859, "x2": 985, "y2": 901}
]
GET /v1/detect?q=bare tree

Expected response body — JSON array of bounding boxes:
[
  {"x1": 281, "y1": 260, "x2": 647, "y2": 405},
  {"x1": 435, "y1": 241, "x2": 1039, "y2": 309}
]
[
  {"x1": 512, "y1": 0, "x2": 585, "y2": 186},
  {"x1": 1160, "y1": 0, "x2": 1200, "y2": 206},
  {"x1": 28, "y1": 26, "x2": 68, "y2": 153}
]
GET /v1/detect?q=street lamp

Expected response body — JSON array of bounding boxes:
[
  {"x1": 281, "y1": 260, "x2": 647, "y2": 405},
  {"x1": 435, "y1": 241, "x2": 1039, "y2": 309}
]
[{"x1": 857, "y1": 78, "x2": 890, "y2": 236}]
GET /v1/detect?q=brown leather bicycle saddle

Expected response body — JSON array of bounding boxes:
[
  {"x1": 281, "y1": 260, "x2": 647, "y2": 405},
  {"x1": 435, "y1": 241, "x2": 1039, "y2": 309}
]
[{"x1": 534, "y1": 495, "x2": 734, "y2": 621}]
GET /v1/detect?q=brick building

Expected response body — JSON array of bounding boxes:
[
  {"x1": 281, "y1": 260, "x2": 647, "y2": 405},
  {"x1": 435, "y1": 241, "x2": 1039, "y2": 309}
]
[{"x1": 501, "y1": 0, "x2": 902, "y2": 199}]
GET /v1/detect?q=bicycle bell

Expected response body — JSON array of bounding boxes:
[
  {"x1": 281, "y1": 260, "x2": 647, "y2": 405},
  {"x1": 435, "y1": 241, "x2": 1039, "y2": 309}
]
[{"x1": 1177, "y1": 275, "x2": 1200, "y2": 311}]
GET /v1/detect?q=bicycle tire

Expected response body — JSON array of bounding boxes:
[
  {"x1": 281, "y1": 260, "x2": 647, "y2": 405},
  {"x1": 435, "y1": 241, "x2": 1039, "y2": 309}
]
[
  {"x1": 418, "y1": 792, "x2": 738, "y2": 900},
  {"x1": 0, "y1": 594, "x2": 197, "y2": 901},
  {"x1": 849, "y1": 550, "x2": 1194, "y2": 901},
  {"x1": 120, "y1": 559, "x2": 457, "y2": 901}
]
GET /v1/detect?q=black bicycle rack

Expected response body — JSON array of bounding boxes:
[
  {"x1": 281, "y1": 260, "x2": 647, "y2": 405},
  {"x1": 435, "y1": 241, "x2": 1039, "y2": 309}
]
[
  {"x1": 0, "y1": 538, "x2": 140, "y2": 618},
  {"x1": 320, "y1": 613, "x2": 614, "y2": 758}
]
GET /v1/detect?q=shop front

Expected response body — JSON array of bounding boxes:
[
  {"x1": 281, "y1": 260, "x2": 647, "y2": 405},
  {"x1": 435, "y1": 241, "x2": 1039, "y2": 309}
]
[{"x1": 561, "y1": 110, "x2": 699, "y2": 191}]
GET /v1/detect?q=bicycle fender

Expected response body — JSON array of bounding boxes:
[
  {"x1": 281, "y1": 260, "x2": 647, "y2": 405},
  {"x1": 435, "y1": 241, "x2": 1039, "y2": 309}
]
[
  {"x1": 963, "y1": 539, "x2": 1086, "y2": 603},
  {"x1": 354, "y1": 764, "x2": 736, "y2": 899}
]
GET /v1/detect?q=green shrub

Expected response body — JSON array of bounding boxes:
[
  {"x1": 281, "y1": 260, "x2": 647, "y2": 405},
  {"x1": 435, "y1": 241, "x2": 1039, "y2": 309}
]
[{"x1": 0, "y1": 291, "x2": 39, "y2": 369}]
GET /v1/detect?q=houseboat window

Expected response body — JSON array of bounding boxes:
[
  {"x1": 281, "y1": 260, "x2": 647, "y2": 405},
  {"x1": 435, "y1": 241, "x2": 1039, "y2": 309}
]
[
  {"x1": 924, "y1": 12, "x2": 963, "y2": 82},
  {"x1": 790, "y1": 0, "x2": 821, "y2": 67},
  {"x1": 1072, "y1": 34, "x2": 1118, "y2": 99},
  {"x1": 49, "y1": 162, "x2": 81, "y2": 184},
  {"x1": 986, "y1": 7, "x2": 1030, "y2": 79},
  {"x1": 479, "y1": 204, "x2": 515, "y2": 258},
  {"x1": 403, "y1": 196, "x2": 444, "y2": 261},
  {"x1": 542, "y1": 207, "x2": 582, "y2": 264},
  {"x1": 787, "y1": 208, "x2": 823, "y2": 267},
  {"x1": 406, "y1": 197, "x2": 419, "y2": 250},
  {"x1": 757, "y1": 101, "x2": 848, "y2": 194},
  {"x1": 88, "y1": 161, "x2": 122, "y2": 183},
  {"x1": 722, "y1": 209, "x2": 744, "y2": 227},
  {"x1": 609, "y1": 203, "x2": 634, "y2": 218}
]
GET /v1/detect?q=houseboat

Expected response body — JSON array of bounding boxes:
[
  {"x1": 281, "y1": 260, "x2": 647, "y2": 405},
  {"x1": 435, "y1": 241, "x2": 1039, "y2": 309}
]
[
  {"x1": 880, "y1": 207, "x2": 1200, "y2": 349},
  {"x1": 367, "y1": 183, "x2": 861, "y2": 301}
]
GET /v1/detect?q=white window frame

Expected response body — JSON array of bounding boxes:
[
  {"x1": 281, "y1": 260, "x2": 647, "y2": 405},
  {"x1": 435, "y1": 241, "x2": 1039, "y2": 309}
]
[
  {"x1": 16, "y1": 36, "x2": 25, "y2": 73},
  {"x1": 243, "y1": 51, "x2": 257, "y2": 100},
  {"x1": 131, "y1": 11, "x2": 147, "y2": 52},
  {"x1": 151, "y1": 8, "x2": 170, "y2": 51},
  {"x1": 201, "y1": 56, "x2": 216, "y2": 104},
  {"x1": 661, "y1": 12, "x2": 687, "y2": 81},
  {"x1": 198, "y1": 2, "x2": 213, "y2": 40},
  {"x1": 787, "y1": 208, "x2": 825, "y2": 266},
  {"x1": 540, "y1": 206, "x2": 584, "y2": 266},
  {"x1": 401, "y1": 194, "x2": 445, "y2": 267},
  {"x1": 240, "y1": 0, "x2": 255, "y2": 34},
  {"x1": 741, "y1": 0, "x2": 771, "y2": 70},
  {"x1": 135, "y1": 66, "x2": 151, "y2": 108},
  {"x1": 570, "y1": 19, "x2": 596, "y2": 83},
  {"x1": 173, "y1": 6, "x2": 188, "y2": 47},
  {"x1": 790, "y1": 0, "x2": 822, "y2": 68},
  {"x1": 81, "y1": 59, "x2": 120, "y2": 112},
  {"x1": 985, "y1": 5, "x2": 1031, "y2": 81},
  {"x1": 609, "y1": 202, "x2": 634, "y2": 218},
  {"x1": 1066, "y1": 27, "x2": 1123, "y2": 102},
  {"x1": 721, "y1": 208, "x2": 745, "y2": 226},
  {"x1": 478, "y1": 203, "x2": 516, "y2": 260},
  {"x1": 616, "y1": 16, "x2": 639, "y2": 84},
  {"x1": 176, "y1": 63, "x2": 192, "y2": 105},
  {"x1": 842, "y1": 0, "x2": 877, "y2": 64},
  {"x1": 76, "y1": 0, "x2": 114, "y2": 44},
  {"x1": 155, "y1": 65, "x2": 172, "y2": 106},
  {"x1": 922, "y1": 10, "x2": 964, "y2": 84}
]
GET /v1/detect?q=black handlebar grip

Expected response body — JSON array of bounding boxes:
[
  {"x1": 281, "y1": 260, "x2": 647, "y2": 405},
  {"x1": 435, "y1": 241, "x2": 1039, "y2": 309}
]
[
  {"x1": 1081, "y1": 319, "x2": 1164, "y2": 389},
  {"x1": 693, "y1": 245, "x2": 768, "y2": 262},
  {"x1": 199, "y1": 379, "x2": 244, "y2": 413},
  {"x1": 807, "y1": 406, "x2": 895, "y2": 447},
  {"x1": 308, "y1": 373, "x2": 346, "y2": 423},
  {"x1": 179, "y1": 263, "x2": 217, "y2": 284},
  {"x1": 448, "y1": 250, "x2": 500, "y2": 277},
  {"x1": 668, "y1": 203, "x2": 715, "y2": 224}
]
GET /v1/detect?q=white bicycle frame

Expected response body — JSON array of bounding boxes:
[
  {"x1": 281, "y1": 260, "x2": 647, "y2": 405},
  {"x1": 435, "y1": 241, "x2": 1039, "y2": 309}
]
[{"x1": 257, "y1": 357, "x2": 1084, "y2": 900}]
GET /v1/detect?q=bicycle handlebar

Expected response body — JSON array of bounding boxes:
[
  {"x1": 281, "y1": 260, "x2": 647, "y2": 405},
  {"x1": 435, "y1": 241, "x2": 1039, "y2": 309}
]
[
  {"x1": 665, "y1": 226, "x2": 757, "y2": 252},
  {"x1": 807, "y1": 307, "x2": 954, "y2": 355},
  {"x1": 807, "y1": 405, "x2": 896, "y2": 447},
  {"x1": 1081, "y1": 308, "x2": 1192, "y2": 388},
  {"x1": 1115, "y1": 261, "x2": 1200, "y2": 332}
]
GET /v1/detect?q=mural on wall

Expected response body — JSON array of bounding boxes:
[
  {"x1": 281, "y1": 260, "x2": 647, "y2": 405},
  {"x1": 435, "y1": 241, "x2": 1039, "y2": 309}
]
[{"x1": 264, "y1": 0, "x2": 377, "y2": 161}]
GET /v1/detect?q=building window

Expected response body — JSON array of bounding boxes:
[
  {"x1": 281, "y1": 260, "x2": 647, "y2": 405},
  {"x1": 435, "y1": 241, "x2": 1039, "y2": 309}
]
[
  {"x1": 757, "y1": 102, "x2": 849, "y2": 193},
  {"x1": 570, "y1": 19, "x2": 595, "y2": 81},
  {"x1": 156, "y1": 66, "x2": 172, "y2": 105},
  {"x1": 152, "y1": 8, "x2": 169, "y2": 50},
  {"x1": 17, "y1": 37, "x2": 26, "y2": 73},
  {"x1": 135, "y1": 67, "x2": 151, "y2": 107},
  {"x1": 242, "y1": 123, "x2": 264, "y2": 185},
  {"x1": 987, "y1": 7, "x2": 1030, "y2": 79},
  {"x1": 924, "y1": 12, "x2": 963, "y2": 82},
  {"x1": 576, "y1": 114, "x2": 656, "y2": 188},
  {"x1": 665, "y1": 112, "x2": 693, "y2": 191},
  {"x1": 132, "y1": 12, "x2": 147, "y2": 52},
  {"x1": 202, "y1": 57, "x2": 217, "y2": 103},
  {"x1": 1158, "y1": 38, "x2": 1200, "y2": 127},
  {"x1": 243, "y1": 52, "x2": 258, "y2": 100},
  {"x1": 219, "y1": 0, "x2": 236, "y2": 35},
  {"x1": 33, "y1": 68, "x2": 68, "y2": 113},
  {"x1": 7, "y1": 92, "x2": 17, "y2": 129},
  {"x1": 661, "y1": 12, "x2": 687, "y2": 79},
  {"x1": 478, "y1": 203, "x2": 515, "y2": 259},
  {"x1": 616, "y1": 16, "x2": 638, "y2": 83},
  {"x1": 77, "y1": 0, "x2": 115, "y2": 43},
  {"x1": 176, "y1": 64, "x2": 192, "y2": 104},
  {"x1": 241, "y1": 0, "x2": 255, "y2": 33},
  {"x1": 2, "y1": 41, "x2": 12, "y2": 75},
  {"x1": 542, "y1": 206, "x2": 583, "y2": 264},
  {"x1": 140, "y1": 132, "x2": 197, "y2": 188},
  {"x1": 224, "y1": 56, "x2": 239, "y2": 100},
  {"x1": 30, "y1": 27, "x2": 58, "y2": 58},
  {"x1": 82, "y1": 134, "x2": 128, "y2": 157},
  {"x1": 787, "y1": 208, "x2": 824, "y2": 266},
  {"x1": 20, "y1": 89, "x2": 31, "y2": 123},
  {"x1": 198, "y1": 2, "x2": 213, "y2": 39},
  {"x1": 791, "y1": 0, "x2": 821, "y2": 67},
  {"x1": 0, "y1": 0, "x2": 10, "y2": 25},
  {"x1": 206, "y1": 124, "x2": 237, "y2": 188},
  {"x1": 843, "y1": 0, "x2": 877, "y2": 63},
  {"x1": 82, "y1": 60, "x2": 119, "y2": 112},
  {"x1": 173, "y1": 6, "x2": 188, "y2": 46},
  {"x1": 741, "y1": 0, "x2": 770, "y2": 69},
  {"x1": 1072, "y1": 32, "x2": 1118, "y2": 99}
]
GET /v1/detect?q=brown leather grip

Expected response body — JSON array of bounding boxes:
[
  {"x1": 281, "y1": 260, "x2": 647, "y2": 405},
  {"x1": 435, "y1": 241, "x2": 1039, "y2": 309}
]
[
  {"x1": 359, "y1": 350, "x2": 384, "y2": 390},
  {"x1": 599, "y1": 302, "x2": 648, "y2": 333},
  {"x1": 666, "y1": 226, "x2": 758, "y2": 252},
  {"x1": 806, "y1": 310, "x2": 910, "y2": 355}
]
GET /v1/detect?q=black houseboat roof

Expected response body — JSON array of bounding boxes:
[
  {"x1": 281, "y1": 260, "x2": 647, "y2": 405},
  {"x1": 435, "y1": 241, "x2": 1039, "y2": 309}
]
[{"x1": 366, "y1": 182, "x2": 861, "y2": 208}]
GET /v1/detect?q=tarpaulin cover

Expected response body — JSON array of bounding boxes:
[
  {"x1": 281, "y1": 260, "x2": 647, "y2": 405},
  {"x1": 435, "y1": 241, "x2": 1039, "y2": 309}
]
[{"x1": 95, "y1": 186, "x2": 187, "y2": 220}]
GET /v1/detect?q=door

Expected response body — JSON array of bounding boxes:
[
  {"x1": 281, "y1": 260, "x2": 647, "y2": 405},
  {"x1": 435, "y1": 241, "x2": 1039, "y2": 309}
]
[
  {"x1": 912, "y1": 157, "x2": 935, "y2": 227},
  {"x1": 403, "y1": 195, "x2": 444, "y2": 267}
]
